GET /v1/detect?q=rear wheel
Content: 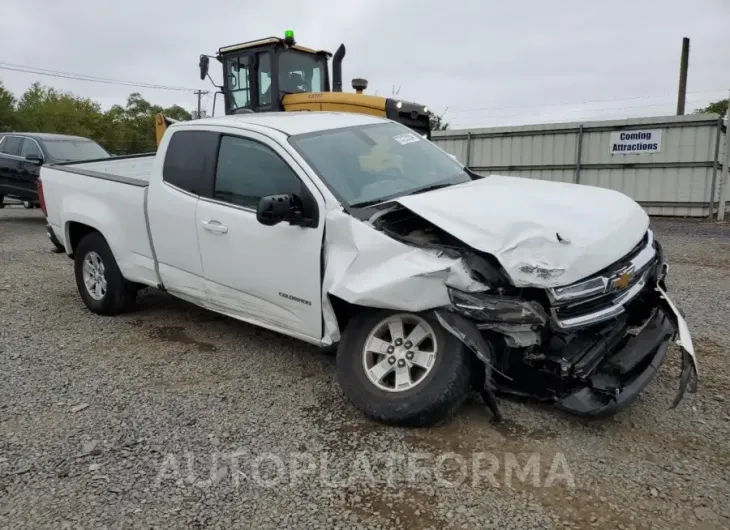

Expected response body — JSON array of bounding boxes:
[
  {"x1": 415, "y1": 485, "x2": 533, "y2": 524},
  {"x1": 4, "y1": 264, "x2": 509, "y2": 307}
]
[
  {"x1": 22, "y1": 201, "x2": 33, "y2": 209},
  {"x1": 74, "y1": 232, "x2": 137, "y2": 315},
  {"x1": 336, "y1": 310, "x2": 471, "y2": 426}
]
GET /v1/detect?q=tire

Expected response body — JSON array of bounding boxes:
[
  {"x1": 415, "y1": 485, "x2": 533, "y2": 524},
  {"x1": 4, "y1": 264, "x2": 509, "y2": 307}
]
[
  {"x1": 336, "y1": 309, "x2": 471, "y2": 426},
  {"x1": 22, "y1": 201, "x2": 33, "y2": 209},
  {"x1": 0, "y1": 195, "x2": 4, "y2": 209},
  {"x1": 74, "y1": 232, "x2": 137, "y2": 315}
]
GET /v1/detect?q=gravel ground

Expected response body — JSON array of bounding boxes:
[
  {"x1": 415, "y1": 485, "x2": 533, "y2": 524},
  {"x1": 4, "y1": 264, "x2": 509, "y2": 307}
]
[{"x1": 1, "y1": 207, "x2": 729, "y2": 530}]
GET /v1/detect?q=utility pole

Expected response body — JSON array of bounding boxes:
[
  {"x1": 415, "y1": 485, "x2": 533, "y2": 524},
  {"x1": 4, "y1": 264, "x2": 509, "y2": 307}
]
[
  {"x1": 676, "y1": 37, "x2": 690, "y2": 115},
  {"x1": 717, "y1": 89, "x2": 730, "y2": 221},
  {"x1": 194, "y1": 90, "x2": 209, "y2": 119}
]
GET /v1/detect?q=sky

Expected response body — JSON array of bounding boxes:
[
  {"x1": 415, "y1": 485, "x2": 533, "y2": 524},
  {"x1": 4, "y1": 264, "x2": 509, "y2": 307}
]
[{"x1": 1, "y1": 0, "x2": 728, "y2": 129}]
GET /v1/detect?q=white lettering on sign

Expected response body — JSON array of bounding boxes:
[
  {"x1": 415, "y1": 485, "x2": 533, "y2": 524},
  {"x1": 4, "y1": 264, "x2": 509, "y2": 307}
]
[{"x1": 609, "y1": 129, "x2": 662, "y2": 155}]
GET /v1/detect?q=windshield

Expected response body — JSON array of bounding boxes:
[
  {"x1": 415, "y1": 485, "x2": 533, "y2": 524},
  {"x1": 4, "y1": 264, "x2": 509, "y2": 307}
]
[
  {"x1": 278, "y1": 50, "x2": 325, "y2": 93},
  {"x1": 43, "y1": 139, "x2": 110, "y2": 162},
  {"x1": 289, "y1": 123, "x2": 470, "y2": 207}
]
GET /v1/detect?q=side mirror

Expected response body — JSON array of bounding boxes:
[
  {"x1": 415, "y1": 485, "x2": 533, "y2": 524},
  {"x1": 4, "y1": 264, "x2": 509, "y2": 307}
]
[
  {"x1": 256, "y1": 193, "x2": 312, "y2": 227},
  {"x1": 199, "y1": 55, "x2": 210, "y2": 81},
  {"x1": 25, "y1": 154, "x2": 43, "y2": 165}
]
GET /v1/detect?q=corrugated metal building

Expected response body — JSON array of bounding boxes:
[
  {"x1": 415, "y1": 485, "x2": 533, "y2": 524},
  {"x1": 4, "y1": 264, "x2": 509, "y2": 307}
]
[{"x1": 432, "y1": 114, "x2": 728, "y2": 218}]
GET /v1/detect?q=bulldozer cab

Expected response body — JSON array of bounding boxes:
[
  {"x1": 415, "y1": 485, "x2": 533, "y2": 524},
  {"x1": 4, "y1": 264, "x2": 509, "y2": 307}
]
[
  {"x1": 210, "y1": 36, "x2": 332, "y2": 114},
  {"x1": 199, "y1": 31, "x2": 432, "y2": 139}
]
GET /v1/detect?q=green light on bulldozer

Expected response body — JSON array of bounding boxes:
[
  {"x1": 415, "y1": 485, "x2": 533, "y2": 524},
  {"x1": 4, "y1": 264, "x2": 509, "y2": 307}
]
[{"x1": 284, "y1": 30, "x2": 295, "y2": 45}]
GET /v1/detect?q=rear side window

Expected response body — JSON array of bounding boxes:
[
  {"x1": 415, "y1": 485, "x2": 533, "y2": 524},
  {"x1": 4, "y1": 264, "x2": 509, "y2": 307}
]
[
  {"x1": 162, "y1": 130, "x2": 219, "y2": 195},
  {"x1": 0, "y1": 136, "x2": 23, "y2": 156},
  {"x1": 20, "y1": 138, "x2": 43, "y2": 159}
]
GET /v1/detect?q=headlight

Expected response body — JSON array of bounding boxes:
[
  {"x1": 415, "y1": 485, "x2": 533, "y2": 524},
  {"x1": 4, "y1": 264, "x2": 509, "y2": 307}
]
[
  {"x1": 550, "y1": 276, "x2": 607, "y2": 302},
  {"x1": 448, "y1": 289, "x2": 548, "y2": 325}
]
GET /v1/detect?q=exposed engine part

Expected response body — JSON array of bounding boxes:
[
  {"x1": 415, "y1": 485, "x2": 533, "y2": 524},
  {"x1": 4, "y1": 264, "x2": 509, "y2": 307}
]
[{"x1": 371, "y1": 205, "x2": 470, "y2": 258}]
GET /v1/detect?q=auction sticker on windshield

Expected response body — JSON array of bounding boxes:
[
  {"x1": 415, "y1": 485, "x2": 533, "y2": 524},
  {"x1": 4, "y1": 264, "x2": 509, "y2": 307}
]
[{"x1": 393, "y1": 133, "x2": 421, "y2": 145}]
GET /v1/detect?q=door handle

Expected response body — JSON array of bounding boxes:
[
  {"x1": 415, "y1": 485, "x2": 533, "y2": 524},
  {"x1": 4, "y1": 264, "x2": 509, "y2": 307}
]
[{"x1": 201, "y1": 220, "x2": 228, "y2": 234}]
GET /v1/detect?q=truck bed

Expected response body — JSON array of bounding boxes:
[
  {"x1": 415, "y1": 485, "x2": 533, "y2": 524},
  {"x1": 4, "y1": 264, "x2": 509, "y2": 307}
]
[
  {"x1": 49, "y1": 153, "x2": 155, "y2": 185},
  {"x1": 40, "y1": 153, "x2": 160, "y2": 288}
]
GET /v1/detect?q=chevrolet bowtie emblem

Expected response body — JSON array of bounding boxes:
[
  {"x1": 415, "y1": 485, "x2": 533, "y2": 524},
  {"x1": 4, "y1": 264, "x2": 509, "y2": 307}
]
[{"x1": 613, "y1": 271, "x2": 634, "y2": 290}]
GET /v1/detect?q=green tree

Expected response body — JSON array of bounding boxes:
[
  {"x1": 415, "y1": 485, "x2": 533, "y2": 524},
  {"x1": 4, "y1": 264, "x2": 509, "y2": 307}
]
[
  {"x1": 0, "y1": 80, "x2": 19, "y2": 132},
  {"x1": 429, "y1": 113, "x2": 449, "y2": 131},
  {"x1": 694, "y1": 98, "x2": 728, "y2": 116},
  {"x1": 107, "y1": 92, "x2": 192, "y2": 154},
  {"x1": 1, "y1": 77, "x2": 194, "y2": 155},
  {"x1": 15, "y1": 82, "x2": 107, "y2": 141}
]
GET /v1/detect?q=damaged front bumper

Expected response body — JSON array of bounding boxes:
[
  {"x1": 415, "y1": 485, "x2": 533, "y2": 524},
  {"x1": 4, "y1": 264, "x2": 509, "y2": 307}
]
[
  {"x1": 556, "y1": 285, "x2": 698, "y2": 417},
  {"x1": 436, "y1": 282, "x2": 699, "y2": 420}
]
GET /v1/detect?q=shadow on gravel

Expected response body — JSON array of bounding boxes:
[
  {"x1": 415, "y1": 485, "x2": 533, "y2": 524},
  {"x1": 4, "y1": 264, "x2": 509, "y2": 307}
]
[{"x1": 0, "y1": 215, "x2": 45, "y2": 224}]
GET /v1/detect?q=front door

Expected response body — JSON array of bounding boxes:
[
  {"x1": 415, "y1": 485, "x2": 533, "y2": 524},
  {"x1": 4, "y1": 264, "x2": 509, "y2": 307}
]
[
  {"x1": 196, "y1": 131, "x2": 325, "y2": 340},
  {"x1": 17, "y1": 138, "x2": 44, "y2": 199}
]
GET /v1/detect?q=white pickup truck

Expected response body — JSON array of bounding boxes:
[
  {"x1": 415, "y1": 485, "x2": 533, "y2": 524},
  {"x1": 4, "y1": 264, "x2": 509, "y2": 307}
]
[{"x1": 39, "y1": 112, "x2": 698, "y2": 426}]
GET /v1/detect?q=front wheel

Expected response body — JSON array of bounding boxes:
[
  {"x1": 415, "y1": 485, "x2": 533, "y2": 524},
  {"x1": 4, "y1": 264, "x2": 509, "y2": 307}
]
[
  {"x1": 74, "y1": 232, "x2": 137, "y2": 315},
  {"x1": 336, "y1": 310, "x2": 471, "y2": 426}
]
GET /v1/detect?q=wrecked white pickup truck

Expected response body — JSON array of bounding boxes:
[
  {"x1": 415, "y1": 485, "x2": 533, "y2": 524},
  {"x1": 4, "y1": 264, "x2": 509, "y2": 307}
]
[{"x1": 38, "y1": 112, "x2": 698, "y2": 426}]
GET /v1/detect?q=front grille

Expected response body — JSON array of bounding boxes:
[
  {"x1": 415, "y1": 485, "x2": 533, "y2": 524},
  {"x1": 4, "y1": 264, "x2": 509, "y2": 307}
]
[{"x1": 549, "y1": 230, "x2": 658, "y2": 329}]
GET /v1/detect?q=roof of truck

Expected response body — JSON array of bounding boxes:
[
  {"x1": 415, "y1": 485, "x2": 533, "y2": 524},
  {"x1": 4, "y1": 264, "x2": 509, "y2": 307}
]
[{"x1": 181, "y1": 112, "x2": 389, "y2": 136}]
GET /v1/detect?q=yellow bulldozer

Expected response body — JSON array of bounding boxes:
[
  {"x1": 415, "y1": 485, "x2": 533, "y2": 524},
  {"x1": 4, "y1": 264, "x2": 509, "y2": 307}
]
[{"x1": 155, "y1": 30, "x2": 431, "y2": 145}]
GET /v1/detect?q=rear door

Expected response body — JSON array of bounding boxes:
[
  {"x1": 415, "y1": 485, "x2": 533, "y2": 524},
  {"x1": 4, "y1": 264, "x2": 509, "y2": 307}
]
[
  {"x1": 0, "y1": 135, "x2": 24, "y2": 199},
  {"x1": 146, "y1": 129, "x2": 219, "y2": 304},
  {"x1": 195, "y1": 130, "x2": 325, "y2": 340}
]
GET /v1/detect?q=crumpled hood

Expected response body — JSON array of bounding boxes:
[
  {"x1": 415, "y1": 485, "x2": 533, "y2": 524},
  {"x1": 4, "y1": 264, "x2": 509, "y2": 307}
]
[{"x1": 393, "y1": 175, "x2": 650, "y2": 287}]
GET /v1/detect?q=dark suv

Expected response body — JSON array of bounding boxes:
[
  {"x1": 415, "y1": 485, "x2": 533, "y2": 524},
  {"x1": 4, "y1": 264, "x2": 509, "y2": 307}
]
[{"x1": 0, "y1": 132, "x2": 110, "y2": 208}]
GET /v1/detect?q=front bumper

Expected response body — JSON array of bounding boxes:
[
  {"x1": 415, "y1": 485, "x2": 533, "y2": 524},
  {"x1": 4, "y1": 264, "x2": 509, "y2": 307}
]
[{"x1": 556, "y1": 285, "x2": 698, "y2": 417}]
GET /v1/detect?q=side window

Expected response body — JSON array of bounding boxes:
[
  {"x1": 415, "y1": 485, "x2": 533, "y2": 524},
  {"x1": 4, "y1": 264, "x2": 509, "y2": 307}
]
[
  {"x1": 162, "y1": 130, "x2": 219, "y2": 195},
  {"x1": 20, "y1": 138, "x2": 43, "y2": 159},
  {"x1": 0, "y1": 136, "x2": 23, "y2": 156},
  {"x1": 214, "y1": 135, "x2": 303, "y2": 209},
  {"x1": 258, "y1": 53, "x2": 272, "y2": 107}
]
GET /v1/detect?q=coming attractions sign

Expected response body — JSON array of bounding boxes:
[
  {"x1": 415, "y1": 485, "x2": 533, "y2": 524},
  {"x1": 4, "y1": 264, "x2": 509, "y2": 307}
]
[{"x1": 609, "y1": 129, "x2": 662, "y2": 155}]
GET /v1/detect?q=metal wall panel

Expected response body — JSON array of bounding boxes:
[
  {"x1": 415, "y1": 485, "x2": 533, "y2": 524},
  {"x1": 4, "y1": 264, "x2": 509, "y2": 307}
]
[{"x1": 432, "y1": 114, "x2": 727, "y2": 218}]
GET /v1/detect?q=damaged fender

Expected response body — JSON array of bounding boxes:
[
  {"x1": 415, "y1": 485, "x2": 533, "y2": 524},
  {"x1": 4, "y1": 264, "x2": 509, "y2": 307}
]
[{"x1": 320, "y1": 209, "x2": 488, "y2": 344}]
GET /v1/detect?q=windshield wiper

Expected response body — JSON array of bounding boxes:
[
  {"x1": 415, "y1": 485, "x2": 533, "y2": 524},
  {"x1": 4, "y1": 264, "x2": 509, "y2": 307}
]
[
  {"x1": 350, "y1": 182, "x2": 456, "y2": 209},
  {"x1": 407, "y1": 182, "x2": 454, "y2": 196},
  {"x1": 350, "y1": 198, "x2": 389, "y2": 208}
]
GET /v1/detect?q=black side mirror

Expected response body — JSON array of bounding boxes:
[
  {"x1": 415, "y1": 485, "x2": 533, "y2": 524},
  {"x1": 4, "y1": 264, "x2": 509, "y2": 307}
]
[
  {"x1": 199, "y1": 55, "x2": 210, "y2": 81},
  {"x1": 25, "y1": 154, "x2": 43, "y2": 165},
  {"x1": 256, "y1": 193, "x2": 312, "y2": 227}
]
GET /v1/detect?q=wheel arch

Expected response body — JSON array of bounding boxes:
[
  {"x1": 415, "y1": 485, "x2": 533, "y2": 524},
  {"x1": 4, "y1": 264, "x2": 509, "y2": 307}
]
[{"x1": 65, "y1": 221, "x2": 103, "y2": 259}]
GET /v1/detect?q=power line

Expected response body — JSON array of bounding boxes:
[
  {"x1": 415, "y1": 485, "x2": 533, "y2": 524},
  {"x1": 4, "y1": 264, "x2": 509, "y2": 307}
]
[{"x1": 0, "y1": 62, "x2": 197, "y2": 92}]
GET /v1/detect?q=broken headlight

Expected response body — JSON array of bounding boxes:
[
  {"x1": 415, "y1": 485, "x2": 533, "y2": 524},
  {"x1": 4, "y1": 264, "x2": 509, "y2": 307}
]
[{"x1": 448, "y1": 289, "x2": 548, "y2": 325}]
